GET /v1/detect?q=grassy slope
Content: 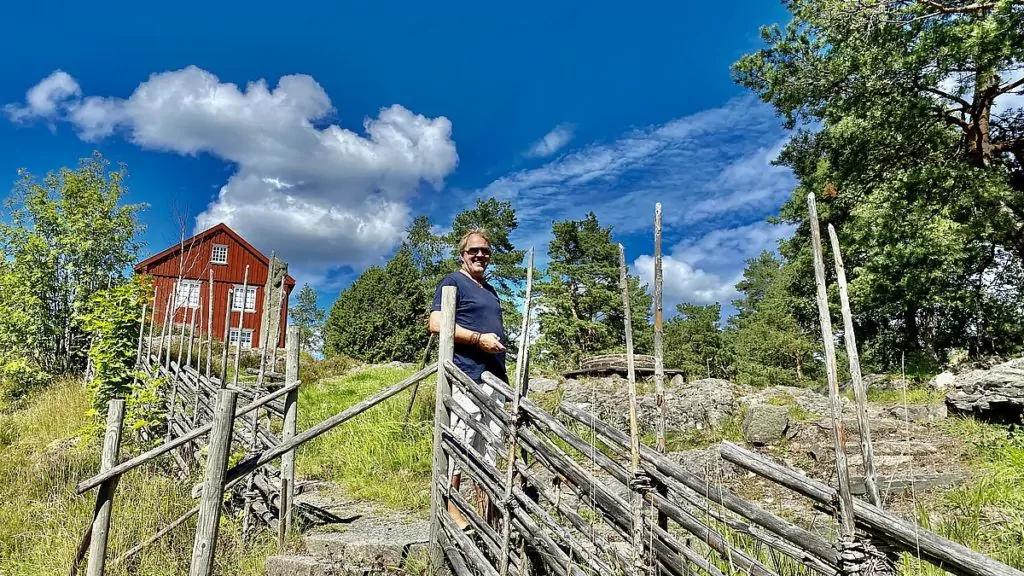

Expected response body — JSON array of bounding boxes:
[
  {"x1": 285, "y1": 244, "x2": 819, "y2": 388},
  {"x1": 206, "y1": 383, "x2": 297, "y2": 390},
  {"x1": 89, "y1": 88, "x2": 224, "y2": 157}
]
[
  {"x1": 0, "y1": 379, "x2": 274, "y2": 576},
  {"x1": 295, "y1": 365, "x2": 435, "y2": 513}
]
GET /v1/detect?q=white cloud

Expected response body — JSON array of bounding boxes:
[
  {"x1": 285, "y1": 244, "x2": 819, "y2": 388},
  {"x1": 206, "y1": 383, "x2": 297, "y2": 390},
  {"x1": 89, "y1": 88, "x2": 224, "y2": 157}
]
[
  {"x1": 4, "y1": 70, "x2": 82, "y2": 123},
  {"x1": 526, "y1": 123, "x2": 575, "y2": 158},
  {"x1": 6, "y1": 67, "x2": 459, "y2": 277},
  {"x1": 633, "y1": 221, "x2": 795, "y2": 311}
]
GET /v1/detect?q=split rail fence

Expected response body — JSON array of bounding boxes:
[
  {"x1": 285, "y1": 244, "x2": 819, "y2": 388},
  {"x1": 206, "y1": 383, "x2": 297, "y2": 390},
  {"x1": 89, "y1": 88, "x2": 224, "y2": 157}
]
[{"x1": 70, "y1": 199, "x2": 1024, "y2": 576}]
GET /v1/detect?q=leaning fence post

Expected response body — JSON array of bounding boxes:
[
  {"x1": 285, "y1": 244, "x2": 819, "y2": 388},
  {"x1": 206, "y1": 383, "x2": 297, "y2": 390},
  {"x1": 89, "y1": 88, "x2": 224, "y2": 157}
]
[
  {"x1": 86, "y1": 398, "x2": 125, "y2": 576},
  {"x1": 189, "y1": 389, "x2": 237, "y2": 576},
  {"x1": 281, "y1": 325, "x2": 301, "y2": 538},
  {"x1": 429, "y1": 286, "x2": 456, "y2": 574}
]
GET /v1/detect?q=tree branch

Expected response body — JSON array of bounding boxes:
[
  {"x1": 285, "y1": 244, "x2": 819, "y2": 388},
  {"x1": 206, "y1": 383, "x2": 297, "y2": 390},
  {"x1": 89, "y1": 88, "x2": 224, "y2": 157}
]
[
  {"x1": 917, "y1": 0, "x2": 996, "y2": 14},
  {"x1": 999, "y1": 76, "x2": 1024, "y2": 95},
  {"x1": 920, "y1": 84, "x2": 973, "y2": 110}
]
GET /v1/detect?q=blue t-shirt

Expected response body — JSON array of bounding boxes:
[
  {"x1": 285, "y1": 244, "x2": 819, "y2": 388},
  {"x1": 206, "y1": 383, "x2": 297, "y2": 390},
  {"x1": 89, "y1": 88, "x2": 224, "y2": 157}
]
[{"x1": 432, "y1": 271, "x2": 508, "y2": 382}]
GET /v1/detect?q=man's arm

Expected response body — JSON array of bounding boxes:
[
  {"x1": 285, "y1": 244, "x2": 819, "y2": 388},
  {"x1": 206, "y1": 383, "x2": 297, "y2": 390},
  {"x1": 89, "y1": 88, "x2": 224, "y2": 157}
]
[{"x1": 428, "y1": 311, "x2": 506, "y2": 353}]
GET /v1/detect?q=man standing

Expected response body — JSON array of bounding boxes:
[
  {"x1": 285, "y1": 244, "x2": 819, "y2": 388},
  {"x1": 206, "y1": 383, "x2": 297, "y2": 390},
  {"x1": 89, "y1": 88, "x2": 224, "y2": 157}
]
[{"x1": 429, "y1": 228, "x2": 507, "y2": 530}]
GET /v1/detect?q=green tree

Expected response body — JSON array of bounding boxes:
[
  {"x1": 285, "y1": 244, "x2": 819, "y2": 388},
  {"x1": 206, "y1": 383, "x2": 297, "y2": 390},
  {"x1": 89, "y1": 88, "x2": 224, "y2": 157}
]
[
  {"x1": 724, "y1": 251, "x2": 817, "y2": 388},
  {"x1": 664, "y1": 302, "x2": 728, "y2": 380},
  {"x1": 733, "y1": 0, "x2": 1024, "y2": 368},
  {"x1": 79, "y1": 278, "x2": 150, "y2": 413},
  {"x1": 535, "y1": 212, "x2": 653, "y2": 369},
  {"x1": 323, "y1": 247, "x2": 430, "y2": 363},
  {"x1": 0, "y1": 152, "x2": 146, "y2": 375},
  {"x1": 289, "y1": 283, "x2": 327, "y2": 356}
]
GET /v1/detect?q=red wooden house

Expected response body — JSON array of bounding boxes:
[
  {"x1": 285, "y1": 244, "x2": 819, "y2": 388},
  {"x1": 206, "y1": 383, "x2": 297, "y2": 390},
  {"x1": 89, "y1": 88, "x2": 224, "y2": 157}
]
[{"x1": 134, "y1": 223, "x2": 296, "y2": 349}]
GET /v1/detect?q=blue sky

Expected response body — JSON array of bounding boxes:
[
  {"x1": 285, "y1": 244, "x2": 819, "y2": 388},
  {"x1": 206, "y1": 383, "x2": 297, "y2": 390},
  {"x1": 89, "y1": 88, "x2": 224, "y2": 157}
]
[{"x1": 0, "y1": 0, "x2": 796, "y2": 319}]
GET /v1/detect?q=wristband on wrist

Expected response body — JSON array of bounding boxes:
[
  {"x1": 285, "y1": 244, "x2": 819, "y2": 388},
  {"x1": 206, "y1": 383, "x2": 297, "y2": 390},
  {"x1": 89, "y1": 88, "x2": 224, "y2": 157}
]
[{"x1": 471, "y1": 332, "x2": 481, "y2": 346}]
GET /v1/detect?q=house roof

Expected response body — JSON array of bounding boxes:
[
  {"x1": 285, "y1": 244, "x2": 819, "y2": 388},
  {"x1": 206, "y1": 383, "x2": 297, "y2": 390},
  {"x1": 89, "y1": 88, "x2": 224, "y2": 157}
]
[{"x1": 134, "y1": 222, "x2": 297, "y2": 287}]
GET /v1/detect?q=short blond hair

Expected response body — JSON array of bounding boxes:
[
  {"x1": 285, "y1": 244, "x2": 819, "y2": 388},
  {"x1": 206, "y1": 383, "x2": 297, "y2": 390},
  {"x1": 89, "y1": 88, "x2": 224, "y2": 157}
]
[{"x1": 457, "y1": 228, "x2": 491, "y2": 253}]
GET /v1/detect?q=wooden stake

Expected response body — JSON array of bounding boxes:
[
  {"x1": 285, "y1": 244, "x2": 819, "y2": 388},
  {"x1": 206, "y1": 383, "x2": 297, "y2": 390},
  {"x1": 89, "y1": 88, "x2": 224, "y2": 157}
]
[
  {"x1": 136, "y1": 302, "x2": 149, "y2": 367},
  {"x1": 206, "y1": 270, "x2": 214, "y2": 378},
  {"x1": 146, "y1": 287, "x2": 158, "y2": 363},
  {"x1": 280, "y1": 325, "x2": 300, "y2": 537},
  {"x1": 186, "y1": 296, "x2": 198, "y2": 368},
  {"x1": 498, "y1": 249, "x2": 534, "y2": 576},
  {"x1": 828, "y1": 224, "x2": 881, "y2": 508},
  {"x1": 618, "y1": 243, "x2": 646, "y2": 573},
  {"x1": 85, "y1": 399, "x2": 125, "y2": 576},
  {"x1": 653, "y1": 203, "x2": 665, "y2": 454},
  {"x1": 189, "y1": 389, "x2": 237, "y2": 576},
  {"x1": 402, "y1": 331, "x2": 435, "y2": 428},
  {"x1": 429, "y1": 286, "x2": 456, "y2": 574},
  {"x1": 160, "y1": 292, "x2": 173, "y2": 366},
  {"x1": 232, "y1": 265, "x2": 250, "y2": 387},
  {"x1": 219, "y1": 288, "x2": 233, "y2": 385},
  {"x1": 806, "y1": 193, "x2": 856, "y2": 540}
]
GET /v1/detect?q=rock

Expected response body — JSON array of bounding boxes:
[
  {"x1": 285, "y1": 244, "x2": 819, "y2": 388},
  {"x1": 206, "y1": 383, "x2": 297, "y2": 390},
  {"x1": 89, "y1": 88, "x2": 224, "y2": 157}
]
[
  {"x1": 528, "y1": 377, "x2": 559, "y2": 393},
  {"x1": 945, "y1": 357, "x2": 1024, "y2": 423},
  {"x1": 265, "y1": 555, "x2": 326, "y2": 576},
  {"x1": 303, "y1": 515, "x2": 429, "y2": 569},
  {"x1": 846, "y1": 472, "x2": 967, "y2": 496},
  {"x1": 562, "y1": 375, "x2": 737, "y2": 433},
  {"x1": 861, "y1": 374, "x2": 909, "y2": 391},
  {"x1": 888, "y1": 404, "x2": 946, "y2": 423},
  {"x1": 929, "y1": 371, "x2": 955, "y2": 390},
  {"x1": 742, "y1": 405, "x2": 790, "y2": 445},
  {"x1": 669, "y1": 443, "x2": 740, "y2": 480},
  {"x1": 741, "y1": 386, "x2": 845, "y2": 418},
  {"x1": 669, "y1": 374, "x2": 685, "y2": 388}
]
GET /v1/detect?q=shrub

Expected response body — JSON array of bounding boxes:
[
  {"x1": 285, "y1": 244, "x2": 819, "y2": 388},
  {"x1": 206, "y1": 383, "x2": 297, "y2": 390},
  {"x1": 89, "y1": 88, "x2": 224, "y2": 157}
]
[
  {"x1": 79, "y1": 278, "x2": 150, "y2": 414},
  {"x1": 0, "y1": 355, "x2": 50, "y2": 411}
]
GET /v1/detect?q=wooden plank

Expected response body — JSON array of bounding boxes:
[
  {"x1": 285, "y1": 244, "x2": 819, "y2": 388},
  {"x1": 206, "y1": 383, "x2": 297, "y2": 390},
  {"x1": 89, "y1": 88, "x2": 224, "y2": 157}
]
[
  {"x1": 231, "y1": 265, "x2": 249, "y2": 388},
  {"x1": 498, "y1": 247, "x2": 533, "y2": 576},
  {"x1": 429, "y1": 285, "x2": 456, "y2": 574},
  {"x1": 720, "y1": 441, "x2": 1024, "y2": 576},
  {"x1": 653, "y1": 202, "x2": 666, "y2": 454},
  {"x1": 189, "y1": 389, "x2": 237, "y2": 576},
  {"x1": 806, "y1": 192, "x2": 856, "y2": 539},
  {"x1": 206, "y1": 269, "x2": 214, "y2": 378},
  {"x1": 827, "y1": 223, "x2": 881, "y2": 508},
  {"x1": 219, "y1": 287, "x2": 233, "y2": 384},
  {"x1": 281, "y1": 325, "x2": 300, "y2": 537},
  {"x1": 619, "y1": 242, "x2": 647, "y2": 573},
  {"x1": 85, "y1": 399, "x2": 125, "y2": 576}
]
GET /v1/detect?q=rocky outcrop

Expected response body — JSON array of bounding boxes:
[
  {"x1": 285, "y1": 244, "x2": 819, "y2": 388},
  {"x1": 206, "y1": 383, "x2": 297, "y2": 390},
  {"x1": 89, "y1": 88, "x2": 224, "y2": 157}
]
[
  {"x1": 945, "y1": 357, "x2": 1024, "y2": 423},
  {"x1": 741, "y1": 386, "x2": 846, "y2": 417},
  {"x1": 561, "y1": 375, "x2": 737, "y2": 433},
  {"x1": 888, "y1": 404, "x2": 946, "y2": 423},
  {"x1": 742, "y1": 405, "x2": 791, "y2": 445},
  {"x1": 527, "y1": 377, "x2": 559, "y2": 393}
]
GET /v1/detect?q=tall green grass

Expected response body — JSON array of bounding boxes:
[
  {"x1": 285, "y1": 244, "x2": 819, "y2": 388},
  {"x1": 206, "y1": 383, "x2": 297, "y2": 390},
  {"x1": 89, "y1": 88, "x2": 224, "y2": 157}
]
[
  {"x1": 0, "y1": 379, "x2": 274, "y2": 576},
  {"x1": 295, "y1": 366, "x2": 435, "y2": 513}
]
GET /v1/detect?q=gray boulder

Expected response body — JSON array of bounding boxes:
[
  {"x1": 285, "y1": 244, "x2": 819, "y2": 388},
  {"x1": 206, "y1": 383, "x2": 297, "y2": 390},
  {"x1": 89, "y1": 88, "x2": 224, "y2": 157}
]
[
  {"x1": 887, "y1": 404, "x2": 946, "y2": 423},
  {"x1": 528, "y1": 377, "x2": 559, "y2": 394},
  {"x1": 945, "y1": 357, "x2": 1024, "y2": 423},
  {"x1": 742, "y1": 405, "x2": 790, "y2": 445},
  {"x1": 561, "y1": 375, "x2": 736, "y2": 433}
]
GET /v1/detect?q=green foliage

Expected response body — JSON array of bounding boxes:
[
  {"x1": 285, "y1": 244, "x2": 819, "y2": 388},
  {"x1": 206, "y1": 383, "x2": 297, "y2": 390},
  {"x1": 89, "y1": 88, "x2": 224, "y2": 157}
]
[
  {"x1": 0, "y1": 356, "x2": 50, "y2": 412},
  {"x1": 289, "y1": 283, "x2": 326, "y2": 356},
  {"x1": 324, "y1": 247, "x2": 430, "y2": 363},
  {"x1": 0, "y1": 153, "x2": 146, "y2": 376},
  {"x1": 724, "y1": 252, "x2": 818, "y2": 388},
  {"x1": 534, "y1": 212, "x2": 653, "y2": 369},
  {"x1": 79, "y1": 278, "x2": 150, "y2": 413},
  {"x1": 300, "y1": 351, "x2": 357, "y2": 384},
  {"x1": 664, "y1": 302, "x2": 729, "y2": 379},
  {"x1": 733, "y1": 0, "x2": 1024, "y2": 369}
]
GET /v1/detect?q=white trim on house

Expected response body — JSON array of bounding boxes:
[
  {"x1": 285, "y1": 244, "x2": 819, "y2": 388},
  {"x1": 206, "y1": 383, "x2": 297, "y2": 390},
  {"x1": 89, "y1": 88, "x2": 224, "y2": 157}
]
[{"x1": 210, "y1": 243, "x2": 228, "y2": 265}]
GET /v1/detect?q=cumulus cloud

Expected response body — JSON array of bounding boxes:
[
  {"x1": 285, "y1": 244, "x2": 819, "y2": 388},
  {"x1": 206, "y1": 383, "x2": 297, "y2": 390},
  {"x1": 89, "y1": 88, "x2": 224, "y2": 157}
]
[
  {"x1": 526, "y1": 123, "x2": 575, "y2": 158},
  {"x1": 4, "y1": 70, "x2": 82, "y2": 124},
  {"x1": 633, "y1": 221, "x2": 795, "y2": 311},
  {"x1": 5, "y1": 67, "x2": 459, "y2": 275}
]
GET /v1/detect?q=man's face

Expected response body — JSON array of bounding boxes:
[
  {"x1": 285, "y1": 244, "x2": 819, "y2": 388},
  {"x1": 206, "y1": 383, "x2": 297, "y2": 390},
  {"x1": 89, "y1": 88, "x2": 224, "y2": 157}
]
[{"x1": 462, "y1": 235, "x2": 492, "y2": 276}]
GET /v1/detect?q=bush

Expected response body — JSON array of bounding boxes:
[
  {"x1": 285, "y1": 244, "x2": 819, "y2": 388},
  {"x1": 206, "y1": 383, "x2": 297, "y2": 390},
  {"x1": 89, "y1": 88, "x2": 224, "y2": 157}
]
[
  {"x1": 301, "y1": 352, "x2": 357, "y2": 384},
  {"x1": 0, "y1": 356, "x2": 50, "y2": 411}
]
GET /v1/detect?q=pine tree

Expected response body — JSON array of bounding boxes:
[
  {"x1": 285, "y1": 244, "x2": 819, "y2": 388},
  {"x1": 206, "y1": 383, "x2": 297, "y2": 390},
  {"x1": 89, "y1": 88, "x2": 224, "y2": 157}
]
[{"x1": 289, "y1": 283, "x2": 326, "y2": 355}]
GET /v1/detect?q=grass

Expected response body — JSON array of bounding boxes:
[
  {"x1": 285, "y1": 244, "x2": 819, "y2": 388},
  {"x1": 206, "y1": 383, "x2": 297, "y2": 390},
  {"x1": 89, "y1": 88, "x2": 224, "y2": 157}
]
[
  {"x1": 865, "y1": 385, "x2": 946, "y2": 406},
  {"x1": 0, "y1": 379, "x2": 275, "y2": 576},
  {"x1": 896, "y1": 416, "x2": 1024, "y2": 572},
  {"x1": 295, "y1": 365, "x2": 436, "y2": 513},
  {"x1": 766, "y1": 393, "x2": 817, "y2": 422}
]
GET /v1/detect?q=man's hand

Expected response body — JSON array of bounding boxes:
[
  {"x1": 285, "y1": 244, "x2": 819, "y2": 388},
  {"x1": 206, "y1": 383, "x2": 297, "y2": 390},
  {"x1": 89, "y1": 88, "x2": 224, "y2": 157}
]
[{"x1": 477, "y1": 333, "x2": 506, "y2": 353}]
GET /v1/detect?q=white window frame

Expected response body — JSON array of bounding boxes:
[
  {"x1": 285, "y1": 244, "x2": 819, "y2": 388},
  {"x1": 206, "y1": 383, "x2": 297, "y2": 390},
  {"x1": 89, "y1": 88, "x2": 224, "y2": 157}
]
[
  {"x1": 232, "y1": 285, "x2": 257, "y2": 312},
  {"x1": 174, "y1": 279, "x2": 201, "y2": 308},
  {"x1": 229, "y1": 328, "x2": 255, "y2": 349},
  {"x1": 210, "y1": 244, "x2": 228, "y2": 265}
]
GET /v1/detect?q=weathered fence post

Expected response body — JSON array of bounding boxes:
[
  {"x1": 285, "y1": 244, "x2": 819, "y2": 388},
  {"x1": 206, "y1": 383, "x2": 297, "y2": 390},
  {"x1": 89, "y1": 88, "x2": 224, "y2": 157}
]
[
  {"x1": 86, "y1": 398, "x2": 125, "y2": 576},
  {"x1": 429, "y1": 286, "x2": 456, "y2": 574},
  {"x1": 281, "y1": 325, "x2": 301, "y2": 538},
  {"x1": 145, "y1": 287, "x2": 158, "y2": 363},
  {"x1": 653, "y1": 203, "x2": 666, "y2": 454},
  {"x1": 232, "y1": 265, "x2": 250, "y2": 387},
  {"x1": 190, "y1": 388, "x2": 237, "y2": 576},
  {"x1": 136, "y1": 302, "x2": 148, "y2": 367},
  {"x1": 205, "y1": 270, "x2": 214, "y2": 378},
  {"x1": 219, "y1": 288, "x2": 234, "y2": 385}
]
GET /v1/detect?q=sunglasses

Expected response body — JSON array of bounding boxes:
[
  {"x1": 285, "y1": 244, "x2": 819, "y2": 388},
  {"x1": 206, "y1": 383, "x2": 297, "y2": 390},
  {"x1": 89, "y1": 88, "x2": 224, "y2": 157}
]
[{"x1": 464, "y1": 247, "x2": 492, "y2": 256}]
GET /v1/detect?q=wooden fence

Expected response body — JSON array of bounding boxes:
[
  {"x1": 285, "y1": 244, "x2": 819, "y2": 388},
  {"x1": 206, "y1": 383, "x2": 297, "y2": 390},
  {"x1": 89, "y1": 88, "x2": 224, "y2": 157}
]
[{"x1": 69, "y1": 200, "x2": 1024, "y2": 576}]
